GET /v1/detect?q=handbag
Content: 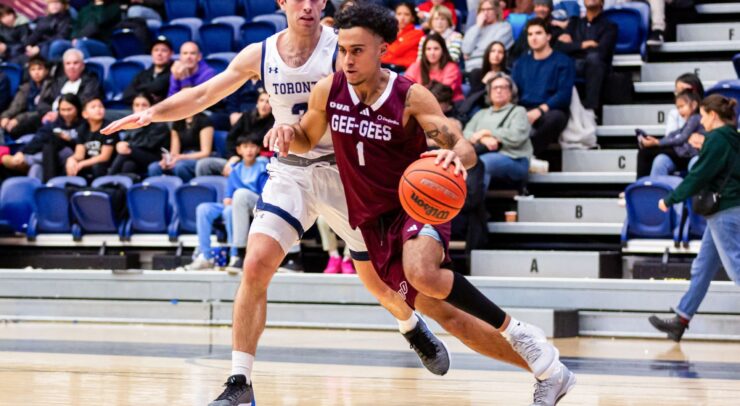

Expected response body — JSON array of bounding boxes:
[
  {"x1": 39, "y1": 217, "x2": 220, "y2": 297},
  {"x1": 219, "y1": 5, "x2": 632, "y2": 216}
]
[{"x1": 691, "y1": 143, "x2": 739, "y2": 216}]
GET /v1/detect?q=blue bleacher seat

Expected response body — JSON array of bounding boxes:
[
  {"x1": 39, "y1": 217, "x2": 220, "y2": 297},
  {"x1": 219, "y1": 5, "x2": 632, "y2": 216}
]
[
  {"x1": 0, "y1": 177, "x2": 42, "y2": 234},
  {"x1": 707, "y1": 80, "x2": 740, "y2": 118},
  {"x1": 110, "y1": 30, "x2": 148, "y2": 59},
  {"x1": 555, "y1": 0, "x2": 581, "y2": 18},
  {"x1": 603, "y1": 6, "x2": 646, "y2": 54},
  {"x1": 0, "y1": 62, "x2": 22, "y2": 95},
  {"x1": 124, "y1": 55, "x2": 154, "y2": 70},
  {"x1": 165, "y1": 0, "x2": 199, "y2": 20},
  {"x1": 144, "y1": 175, "x2": 183, "y2": 211},
  {"x1": 682, "y1": 198, "x2": 707, "y2": 248},
  {"x1": 506, "y1": 13, "x2": 534, "y2": 42},
  {"x1": 252, "y1": 13, "x2": 287, "y2": 32},
  {"x1": 169, "y1": 17, "x2": 204, "y2": 42},
  {"x1": 159, "y1": 24, "x2": 194, "y2": 52},
  {"x1": 213, "y1": 130, "x2": 229, "y2": 158},
  {"x1": 124, "y1": 183, "x2": 171, "y2": 236},
  {"x1": 71, "y1": 176, "x2": 133, "y2": 240},
  {"x1": 200, "y1": 23, "x2": 235, "y2": 56},
  {"x1": 169, "y1": 181, "x2": 219, "y2": 239},
  {"x1": 49, "y1": 39, "x2": 73, "y2": 60},
  {"x1": 241, "y1": 21, "x2": 277, "y2": 48},
  {"x1": 212, "y1": 15, "x2": 246, "y2": 42},
  {"x1": 205, "y1": 56, "x2": 229, "y2": 74},
  {"x1": 91, "y1": 175, "x2": 135, "y2": 189},
  {"x1": 203, "y1": 0, "x2": 238, "y2": 20},
  {"x1": 733, "y1": 53, "x2": 740, "y2": 78},
  {"x1": 75, "y1": 38, "x2": 113, "y2": 58},
  {"x1": 84, "y1": 61, "x2": 106, "y2": 83},
  {"x1": 242, "y1": 0, "x2": 277, "y2": 18},
  {"x1": 85, "y1": 56, "x2": 116, "y2": 81},
  {"x1": 108, "y1": 61, "x2": 146, "y2": 101},
  {"x1": 621, "y1": 176, "x2": 684, "y2": 246},
  {"x1": 190, "y1": 176, "x2": 227, "y2": 201},
  {"x1": 27, "y1": 176, "x2": 86, "y2": 240}
]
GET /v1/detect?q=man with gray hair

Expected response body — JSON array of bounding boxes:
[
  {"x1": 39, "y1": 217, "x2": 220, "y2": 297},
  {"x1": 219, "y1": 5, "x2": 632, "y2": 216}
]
[{"x1": 38, "y1": 48, "x2": 103, "y2": 124}]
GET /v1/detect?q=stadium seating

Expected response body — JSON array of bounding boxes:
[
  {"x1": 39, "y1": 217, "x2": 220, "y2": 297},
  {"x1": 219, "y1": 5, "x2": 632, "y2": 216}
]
[
  {"x1": 76, "y1": 38, "x2": 114, "y2": 58},
  {"x1": 555, "y1": 0, "x2": 581, "y2": 18},
  {"x1": 213, "y1": 130, "x2": 229, "y2": 158},
  {"x1": 0, "y1": 62, "x2": 22, "y2": 95},
  {"x1": 603, "y1": 6, "x2": 646, "y2": 54},
  {"x1": 734, "y1": 53, "x2": 740, "y2": 77},
  {"x1": 164, "y1": 0, "x2": 199, "y2": 21},
  {"x1": 70, "y1": 176, "x2": 134, "y2": 241},
  {"x1": 252, "y1": 13, "x2": 288, "y2": 32},
  {"x1": 159, "y1": 24, "x2": 194, "y2": 52},
  {"x1": 205, "y1": 52, "x2": 236, "y2": 74},
  {"x1": 0, "y1": 177, "x2": 42, "y2": 234},
  {"x1": 242, "y1": 0, "x2": 277, "y2": 18},
  {"x1": 506, "y1": 13, "x2": 533, "y2": 42},
  {"x1": 110, "y1": 30, "x2": 148, "y2": 59},
  {"x1": 706, "y1": 80, "x2": 740, "y2": 117},
  {"x1": 621, "y1": 176, "x2": 683, "y2": 247},
  {"x1": 124, "y1": 55, "x2": 154, "y2": 70},
  {"x1": 241, "y1": 22, "x2": 277, "y2": 48},
  {"x1": 107, "y1": 61, "x2": 147, "y2": 101},
  {"x1": 143, "y1": 175, "x2": 183, "y2": 213},
  {"x1": 27, "y1": 176, "x2": 87, "y2": 240},
  {"x1": 169, "y1": 17, "x2": 204, "y2": 42},
  {"x1": 203, "y1": 0, "x2": 238, "y2": 20},
  {"x1": 124, "y1": 183, "x2": 171, "y2": 237},
  {"x1": 212, "y1": 15, "x2": 246, "y2": 42},
  {"x1": 200, "y1": 23, "x2": 236, "y2": 55},
  {"x1": 169, "y1": 177, "x2": 226, "y2": 240},
  {"x1": 85, "y1": 56, "x2": 116, "y2": 81},
  {"x1": 191, "y1": 176, "x2": 228, "y2": 202}
]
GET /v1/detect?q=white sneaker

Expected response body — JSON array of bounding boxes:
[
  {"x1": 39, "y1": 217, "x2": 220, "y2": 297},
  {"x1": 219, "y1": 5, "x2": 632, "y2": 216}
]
[
  {"x1": 502, "y1": 319, "x2": 559, "y2": 380},
  {"x1": 184, "y1": 253, "x2": 214, "y2": 271},
  {"x1": 225, "y1": 256, "x2": 242, "y2": 275},
  {"x1": 529, "y1": 157, "x2": 549, "y2": 174},
  {"x1": 531, "y1": 361, "x2": 576, "y2": 406}
]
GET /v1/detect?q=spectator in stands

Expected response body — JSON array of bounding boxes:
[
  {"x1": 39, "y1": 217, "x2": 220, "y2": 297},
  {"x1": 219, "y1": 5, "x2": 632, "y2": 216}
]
[
  {"x1": 71, "y1": 0, "x2": 121, "y2": 44},
  {"x1": 65, "y1": 97, "x2": 117, "y2": 180},
  {"x1": 381, "y1": 2, "x2": 424, "y2": 70},
  {"x1": 636, "y1": 91, "x2": 702, "y2": 178},
  {"x1": 462, "y1": 0, "x2": 513, "y2": 73},
  {"x1": 405, "y1": 33, "x2": 464, "y2": 102},
  {"x1": 185, "y1": 135, "x2": 269, "y2": 272},
  {"x1": 464, "y1": 73, "x2": 532, "y2": 190},
  {"x1": 147, "y1": 112, "x2": 214, "y2": 182},
  {"x1": 427, "y1": 81, "x2": 464, "y2": 131},
  {"x1": 125, "y1": 0, "x2": 165, "y2": 21},
  {"x1": 417, "y1": 6, "x2": 463, "y2": 62},
  {"x1": 108, "y1": 93, "x2": 170, "y2": 175},
  {"x1": 513, "y1": 0, "x2": 535, "y2": 13},
  {"x1": 1, "y1": 57, "x2": 50, "y2": 139},
  {"x1": 0, "y1": 5, "x2": 30, "y2": 62},
  {"x1": 650, "y1": 94, "x2": 740, "y2": 342},
  {"x1": 416, "y1": 0, "x2": 458, "y2": 28},
  {"x1": 195, "y1": 90, "x2": 274, "y2": 177},
  {"x1": 318, "y1": 216, "x2": 355, "y2": 274},
  {"x1": 1, "y1": 93, "x2": 82, "y2": 181},
  {"x1": 39, "y1": 48, "x2": 104, "y2": 124},
  {"x1": 646, "y1": 0, "x2": 670, "y2": 46},
  {"x1": 168, "y1": 42, "x2": 216, "y2": 97},
  {"x1": 23, "y1": 0, "x2": 73, "y2": 61},
  {"x1": 469, "y1": 41, "x2": 508, "y2": 95},
  {"x1": 554, "y1": 0, "x2": 616, "y2": 111},
  {"x1": 508, "y1": 0, "x2": 565, "y2": 63},
  {"x1": 225, "y1": 74, "x2": 262, "y2": 126},
  {"x1": 665, "y1": 73, "x2": 705, "y2": 137},
  {"x1": 122, "y1": 36, "x2": 173, "y2": 104},
  {"x1": 512, "y1": 18, "x2": 574, "y2": 160}
]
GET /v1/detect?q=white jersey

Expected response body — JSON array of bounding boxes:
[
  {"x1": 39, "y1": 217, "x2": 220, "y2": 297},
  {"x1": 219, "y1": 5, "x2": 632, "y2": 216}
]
[{"x1": 261, "y1": 25, "x2": 336, "y2": 159}]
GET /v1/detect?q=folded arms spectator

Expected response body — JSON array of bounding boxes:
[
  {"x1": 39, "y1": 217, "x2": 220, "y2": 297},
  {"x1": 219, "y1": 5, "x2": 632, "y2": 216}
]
[
  {"x1": 24, "y1": 0, "x2": 73, "y2": 61},
  {"x1": 1, "y1": 57, "x2": 50, "y2": 138}
]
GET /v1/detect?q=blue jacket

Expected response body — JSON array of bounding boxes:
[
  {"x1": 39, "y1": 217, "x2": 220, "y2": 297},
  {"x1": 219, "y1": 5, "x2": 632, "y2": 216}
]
[
  {"x1": 226, "y1": 157, "x2": 269, "y2": 198},
  {"x1": 512, "y1": 50, "x2": 575, "y2": 111},
  {"x1": 658, "y1": 113, "x2": 703, "y2": 158}
]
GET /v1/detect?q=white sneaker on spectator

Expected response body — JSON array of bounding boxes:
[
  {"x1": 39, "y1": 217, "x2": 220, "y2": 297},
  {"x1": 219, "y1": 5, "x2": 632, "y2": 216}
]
[
  {"x1": 185, "y1": 254, "x2": 214, "y2": 271},
  {"x1": 529, "y1": 157, "x2": 549, "y2": 174},
  {"x1": 225, "y1": 256, "x2": 243, "y2": 275}
]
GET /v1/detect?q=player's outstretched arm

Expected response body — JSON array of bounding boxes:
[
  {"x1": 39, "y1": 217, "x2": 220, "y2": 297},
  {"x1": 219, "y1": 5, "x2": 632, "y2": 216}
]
[
  {"x1": 406, "y1": 84, "x2": 477, "y2": 176},
  {"x1": 264, "y1": 75, "x2": 333, "y2": 156},
  {"x1": 102, "y1": 44, "x2": 262, "y2": 134}
]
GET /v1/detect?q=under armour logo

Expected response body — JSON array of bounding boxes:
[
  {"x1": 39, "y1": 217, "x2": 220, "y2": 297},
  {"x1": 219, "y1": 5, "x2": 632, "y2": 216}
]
[
  {"x1": 398, "y1": 281, "x2": 409, "y2": 300},
  {"x1": 406, "y1": 224, "x2": 418, "y2": 233},
  {"x1": 360, "y1": 107, "x2": 370, "y2": 117},
  {"x1": 268, "y1": 66, "x2": 278, "y2": 74}
]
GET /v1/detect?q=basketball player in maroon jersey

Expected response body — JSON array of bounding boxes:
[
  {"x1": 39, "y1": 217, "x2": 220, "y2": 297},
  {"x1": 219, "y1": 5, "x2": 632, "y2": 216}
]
[{"x1": 266, "y1": 3, "x2": 576, "y2": 404}]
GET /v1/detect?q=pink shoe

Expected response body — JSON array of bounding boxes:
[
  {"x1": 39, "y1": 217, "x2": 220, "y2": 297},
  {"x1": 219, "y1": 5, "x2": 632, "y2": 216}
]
[
  {"x1": 341, "y1": 258, "x2": 356, "y2": 274},
  {"x1": 323, "y1": 256, "x2": 342, "y2": 274}
]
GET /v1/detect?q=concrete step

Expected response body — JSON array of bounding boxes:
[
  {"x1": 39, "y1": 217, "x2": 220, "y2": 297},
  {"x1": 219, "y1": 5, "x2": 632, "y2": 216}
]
[
  {"x1": 641, "y1": 61, "x2": 734, "y2": 82},
  {"x1": 470, "y1": 250, "x2": 621, "y2": 279},
  {"x1": 516, "y1": 197, "x2": 625, "y2": 223},
  {"x1": 487, "y1": 222, "x2": 623, "y2": 235},
  {"x1": 528, "y1": 172, "x2": 636, "y2": 184},
  {"x1": 677, "y1": 22, "x2": 740, "y2": 42},
  {"x1": 580, "y1": 311, "x2": 740, "y2": 340},
  {"x1": 562, "y1": 149, "x2": 637, "y2": 172},
  {"x1": 602, "y1": 104, "x2": 676, "y2": 126},
  {"x1": 635, "y1": 80, "x2": 717, "y2": 93},
  {"x1": 658, "y1": 40, "x2": 740, "y2": 53},
  {"x1": 695, "y1": 3, "x2": 740, "y2": 14},
  {"x1": 612, "y1": 53, "x2": 643, "y2": 67},
  {"x1": 597, "y1": 125, "x2": 664, "y2": 137}
]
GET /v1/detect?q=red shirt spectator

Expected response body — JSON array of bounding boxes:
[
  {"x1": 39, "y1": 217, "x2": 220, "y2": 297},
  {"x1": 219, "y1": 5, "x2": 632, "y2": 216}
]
[{"x1": 381, "y1": 2, "x2": 424, "y2": 69}]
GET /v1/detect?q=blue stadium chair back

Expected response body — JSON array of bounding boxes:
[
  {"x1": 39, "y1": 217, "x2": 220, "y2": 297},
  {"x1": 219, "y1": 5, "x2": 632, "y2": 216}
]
[
  {"x1": 622, "y1": 1, "x2": 650, "y2": 33},
  {"x1": 76, "y1": 38, "x2": 113, "y2": 58},
  {"x1": 159, "y1": 24, "x2": 193, "y2": 51},
  {"x1": 733, "y1": 53, "x2": 740, "y2": 78},
  {"x1": 126, "y1": 184, "x2": 170, "y2": 234},
  {"x1": 84, "y1": 61, "x2": 106, "y2": 83},
  {"x1": 110, "y1": 30, "x2": 148, "y2": 59},
  {"x1": 213, "y1": 130, "x2": 229, "y2": 158},
  {"x1": 621, "y1": 176, "x2": 683, "y2": 244},
  {"x1": 212, "y1": 15, "x2": 246, "y2": 42},
  {"x1": 200, "y1": 23, "x2": 235, "y2": 56},
  {"x1": 682, "y1": 198, "x2": 707, "y2": 246},
  {"x1": 252, "y1": 14, "x2": 287, "y2": 32},
  {"x1": 108, "y1": 61, "x2": 146, "y2": 101},
  {"x1": 241, "y1": 21, "x2": 276, "y2": 48},
  {"x1": 205, "y1": 57, "x2": 229, "y2": 74},
  {"x1": 47, "y1": 176, "x2": 87, "y2": 188},
  {"x1": 70, "y1": 191, "x2": 121, "y2": 234},
  {"x1": 48, "y1": 39, "x2": 73, "y2": 60},
  {"x1": 0, "y1": 63, "x2": 22, "y2": 95},
  {"x1": 203, "y1": 0, "x2": 237, "y2": 20},
  {"x1": 242, "y1": 0, "x2": 277, "y2": 18},
  {"x1": 0, "y1": 177, "x2": 42, "y2": 233},
  {"x1": 190, "y1": 175, "x2": 228, "y2": 201},
  {"x1": 28, "y1": 177, "x2": 85, "y2": 238},
  {"x1": 143, "y1": 175, "x2": 183, "y2": 222},
  {"x1": 92, "y1": 175, "x2": 134, "y2": 189},
  {"x1": 506, "y1": 13, "x2": 534, "y2": 41},
  {"x1": 172, "y1": 184, "x2": 217, "y2": 234},
  {"x1": 706, "y1": 80, "x2": 740, "y2": 119},
  {"x1": 165, "y1": 0, "x2": 199, "y2": 20},
  {"x1": 85, "y1": 56, "x2": 116, "y2": 81},
  {"x1": 555, "y1": 0, "x2": 581, "y2": 18},
  {"x1": 169, "y1": 17, "x2": 204, "y2": 42},
  {"x1": 124, "y1": 55, "x2": 154, "y2": 69},
  {"x1": 603, "y1": 7, "x2": 645, "y2": 54}
]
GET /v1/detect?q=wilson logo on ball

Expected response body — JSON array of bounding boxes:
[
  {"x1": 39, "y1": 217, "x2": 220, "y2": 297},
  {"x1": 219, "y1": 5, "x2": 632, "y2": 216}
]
[
  {"x1": 419, "y1": 178, "x2": 460, "y2": 200},
  {"x1": 410, "y1": 192, "x2": 450, "y2": 220}
]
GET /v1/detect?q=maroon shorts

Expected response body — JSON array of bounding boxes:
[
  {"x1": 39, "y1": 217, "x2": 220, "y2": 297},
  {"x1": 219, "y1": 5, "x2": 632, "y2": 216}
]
[{"x1": 358, "y1": 209, "x2": 452, "y2": 308}]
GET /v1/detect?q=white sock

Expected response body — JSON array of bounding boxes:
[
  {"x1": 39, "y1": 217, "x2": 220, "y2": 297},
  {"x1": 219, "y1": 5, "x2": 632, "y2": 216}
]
[
  {"x1": 397, "y1": 312, "x2": 419, "y2": 334},
  {"x1": 231, "y1": 351, "x2": 255, "y2": 383},
  {"x1": 328, "y1": 249, "x2": 340, "y2": 257},
  {"x1": 501, "y1": 316, "x2": 520, "y2": 339}
]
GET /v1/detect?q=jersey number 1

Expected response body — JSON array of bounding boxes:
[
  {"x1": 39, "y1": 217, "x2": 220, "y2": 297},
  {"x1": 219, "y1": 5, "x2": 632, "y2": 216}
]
[{"x1": 356, "y1": 142, "x2": 366, "y2": 166}]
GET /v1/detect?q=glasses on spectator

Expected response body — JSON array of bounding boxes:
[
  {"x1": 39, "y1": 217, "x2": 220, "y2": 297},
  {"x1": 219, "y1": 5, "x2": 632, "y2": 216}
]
[
  {"x1": 490, "y1": 85, "x2": 510, "y2": 92},
  {"x1": 480, "y1": 7, "x2": 495, "y2": 11}
]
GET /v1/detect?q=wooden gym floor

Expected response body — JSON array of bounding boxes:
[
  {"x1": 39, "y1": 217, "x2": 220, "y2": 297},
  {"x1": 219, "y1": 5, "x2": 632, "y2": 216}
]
[{"x1": 0, "y1": 322, "x2": 738, "y2": 405}]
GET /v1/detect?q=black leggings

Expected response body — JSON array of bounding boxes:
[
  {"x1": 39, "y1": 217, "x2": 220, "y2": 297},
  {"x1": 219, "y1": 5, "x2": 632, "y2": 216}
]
[
  {"x1": 108, "y1": 147, "x2": 160, "y2": 176},
  {"x1": 636, "y1": 146, "x2": 692, "y2": 178}
]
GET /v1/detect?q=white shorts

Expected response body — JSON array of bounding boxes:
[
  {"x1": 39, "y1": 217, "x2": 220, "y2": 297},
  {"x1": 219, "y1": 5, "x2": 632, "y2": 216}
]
[{"x1": 248, "y1": 160, "x2": 368, "y2": 258}]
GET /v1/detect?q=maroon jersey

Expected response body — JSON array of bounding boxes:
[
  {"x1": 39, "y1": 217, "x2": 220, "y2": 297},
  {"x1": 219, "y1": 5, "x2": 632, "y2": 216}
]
[{"x1": 327, "y1": 71, "x2": 427, "y2": 228}]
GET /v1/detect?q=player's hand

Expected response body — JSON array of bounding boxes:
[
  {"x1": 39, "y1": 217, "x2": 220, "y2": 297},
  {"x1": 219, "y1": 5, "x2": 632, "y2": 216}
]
[
  {"x1": 264, "y1": 124, "x2": 295, "y2": 157},
  {"x1": 101, "y1": 109, "x2": 153, "y2": 134},
  {"x1": 421, "y1": 149, "x2": 468, "y2": 180}
]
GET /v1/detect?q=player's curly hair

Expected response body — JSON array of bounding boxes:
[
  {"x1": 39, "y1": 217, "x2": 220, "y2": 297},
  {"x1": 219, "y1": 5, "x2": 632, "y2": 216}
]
[{"x1": 333, "y1": 2, "x2": 398, "y2": 44}]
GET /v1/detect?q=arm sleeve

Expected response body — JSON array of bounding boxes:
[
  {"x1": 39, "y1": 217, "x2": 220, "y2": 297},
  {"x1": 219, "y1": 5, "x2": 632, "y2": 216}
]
[
  {"x1": 597, "y1": 22, "x2": 618, "y2": 63},
  {"x1": 462, "y1": 111, "x2": 481, "y2": 140},
  {"x1": 665, "y1": 136, "x2": 731, "y2": 205},
  {"x1": 0, "y1": 83, "x2": 24, "y2": 118},
  {"x1": 404, "y1": 63, "x2": 421, "y2": 84},
  {"x1": 461, "y1": 25, "x2": 481, "y2": 55},
  {"x1": 167, "y1": 75, "x2": 180, "y2": 97},
  {"x1": 545, "y1": 57, "x2": 575, "y2": 110},
  {"x1": 659, "y1": 114, "x2": 701, "y2": 148},
  {"x1": 492, "y1": 107, "x2": 532, "y2": 148},
  {"x1": 226, "y1": 168, "x2": 239, "y2": 199},
  {"x1": 447, "y1": 32, "x2": 464, "y2": 62}
]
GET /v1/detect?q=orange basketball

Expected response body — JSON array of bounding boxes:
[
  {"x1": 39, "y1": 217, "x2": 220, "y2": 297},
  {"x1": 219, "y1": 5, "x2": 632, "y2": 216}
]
[{"x1": 398, "y1": 156, "x2": 467, "y2": 225}]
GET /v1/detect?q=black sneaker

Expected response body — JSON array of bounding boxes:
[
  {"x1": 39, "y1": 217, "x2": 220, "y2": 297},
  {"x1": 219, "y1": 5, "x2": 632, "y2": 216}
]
[
  {"x1": 649, "y1": 314, "x2": 687, "y2": 342},
  {"x1": 277, "y1": 252, "x2": 304, "y2": 273},
  {"x1": 209, "y1": 374, "x2": 255, "y2": 406},
  {"x1": 647, "y1": 30, "x2": 664, "y2": 47},
  {"x1": 402, "y1": 315, "x2": 451, "y2": 375}
]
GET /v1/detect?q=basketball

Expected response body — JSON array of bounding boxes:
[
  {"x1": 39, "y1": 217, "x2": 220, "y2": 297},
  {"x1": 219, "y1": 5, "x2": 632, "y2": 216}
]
[{"x1": 399, "y1": 157, "x2": 467, "y2": 225}]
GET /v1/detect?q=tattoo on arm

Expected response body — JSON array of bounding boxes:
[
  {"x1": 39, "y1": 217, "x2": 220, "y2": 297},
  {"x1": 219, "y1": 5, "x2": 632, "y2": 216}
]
[
  {"x1": 424, "y1": 123, "x2": 456, "y2": 149},
  {"x1": 405, "y1": 86, "x2": 413, "y2": 108}
]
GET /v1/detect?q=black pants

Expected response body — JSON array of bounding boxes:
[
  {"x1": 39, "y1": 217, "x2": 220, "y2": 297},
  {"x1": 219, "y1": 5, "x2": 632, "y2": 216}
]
[
  {"x1": 636, "y1": 146, "x2": 692, "y2": 178},
  {"x1": 530, "y1": 109, "x2": 569, "y2": 158},
  {"x1": 575, "y1": 53, "x2": 608, "y2": 110},
  {"x1": 108, "y1": 147, "x2": 160, "y2": 176},
  {"x1": 78, "y1": 162, "x2": 111, "y2": 182}
]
